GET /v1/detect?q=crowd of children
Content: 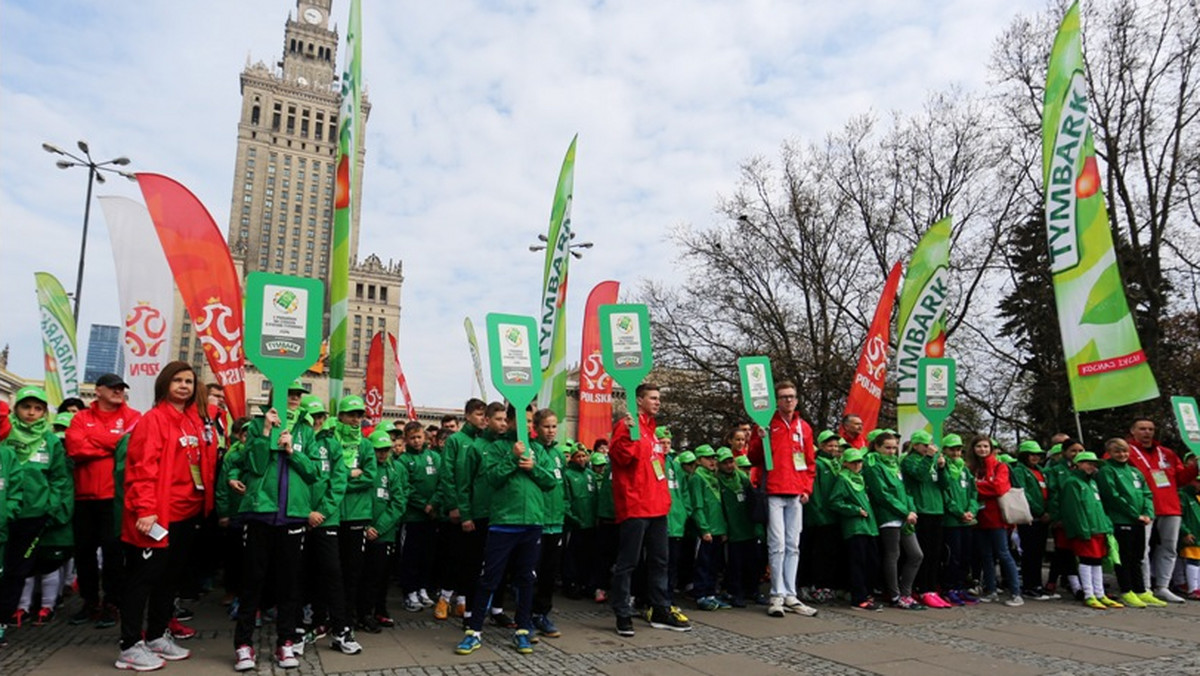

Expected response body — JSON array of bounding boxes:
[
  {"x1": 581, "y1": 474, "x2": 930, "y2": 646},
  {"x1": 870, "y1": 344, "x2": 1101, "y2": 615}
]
[{"x1": 1, "y1": 372, "x2": 1199, "y2": 670}]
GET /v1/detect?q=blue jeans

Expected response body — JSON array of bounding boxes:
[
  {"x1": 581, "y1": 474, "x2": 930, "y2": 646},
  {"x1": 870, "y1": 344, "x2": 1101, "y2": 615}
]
[
  {"x1": 976, "y1": 527, "x2": 1021, "y2": 596},
  {"x1": 766, "y1": 495, "x2": 802, "y2": 597},
  {"x1": 468, "y1": 526, "x2": 541, "y2": 632}
]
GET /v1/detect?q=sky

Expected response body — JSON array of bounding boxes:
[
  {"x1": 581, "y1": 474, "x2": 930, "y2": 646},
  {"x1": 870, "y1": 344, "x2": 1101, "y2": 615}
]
[{"x1": 0, "y1": 0, "x2": 1046, "y2": 409}]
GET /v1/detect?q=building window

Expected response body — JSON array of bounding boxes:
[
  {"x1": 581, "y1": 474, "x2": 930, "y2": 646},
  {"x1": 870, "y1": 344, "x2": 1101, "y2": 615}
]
[
  {"x1": 380, "y1": 286, "x2": 388, "y2": 303},
  {"x1": 367, "y1": 285, "x2": 376, "y2": 301},
  {"x1": 243, "y1": 195, "x2": 252, "y2": 203},
  {"x1": 251, "y1": 105, "x2": 260, "y2": 125},
  {"x1": 354, "y1": 315, "x2": 361, "y2": 325},
  {"x1": 355, "y1": 283, "x2": 363, "y2": 300}
]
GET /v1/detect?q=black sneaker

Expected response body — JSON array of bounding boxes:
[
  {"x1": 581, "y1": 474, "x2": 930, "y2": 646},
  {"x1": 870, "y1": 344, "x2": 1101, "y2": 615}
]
[
  {"x1": 69, "y1": 603, "x2": 98, "y2": 626},
  {"x1": 648, "y1": 607, "x2": 692, "y2": 632},
  {"x1": 358, "y1": 615, "x2": 382, "y2": 634},
  {"x1": 488, "y1": 611, "x2": 516, "y2": 628},
  {"x1": 615, "y1": 616, "x2": 635, "y2": 637},
  {"x1": 174, "y1": 605, "x2": 195, "y2": 621},
  {"x1": 95, "y1": 603, "x2": 119, "y2": 629}
]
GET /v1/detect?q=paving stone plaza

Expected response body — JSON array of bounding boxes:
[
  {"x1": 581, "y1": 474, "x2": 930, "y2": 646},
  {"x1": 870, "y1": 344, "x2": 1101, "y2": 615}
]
[{"x1": 4, "y1": 589, "x2": 1197, "y2": 675}]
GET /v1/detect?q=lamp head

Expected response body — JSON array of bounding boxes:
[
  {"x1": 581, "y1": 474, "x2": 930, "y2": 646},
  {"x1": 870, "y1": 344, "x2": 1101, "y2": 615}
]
[
  {"x1": 77, "y1": 140, "x2": 90, "y2": 154},
  {"x1": 95, "y1": 172, "x2": 106, "y2": 184},
  {"x1": 55, "y1": 160, "x2": 74, "y2": 169},
  {"x1": 112, "y1": 157, "x2": 131, "y2": 166},
  {"x1": 42, "y1": 142, "x2": 64, "y2": 155}
]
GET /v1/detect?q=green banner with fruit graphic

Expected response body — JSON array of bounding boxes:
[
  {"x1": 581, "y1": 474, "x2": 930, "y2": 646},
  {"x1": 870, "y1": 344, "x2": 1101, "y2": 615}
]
[
  {"x1": 1041, "y1": 1, "x2": 1158, "y2": 411},
  {"x1": 895, "y1": 217, "x2": 951, "y2": 442}
]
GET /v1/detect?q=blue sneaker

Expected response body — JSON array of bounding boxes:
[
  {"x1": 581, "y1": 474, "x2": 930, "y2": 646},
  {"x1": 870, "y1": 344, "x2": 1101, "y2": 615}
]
[
  {"x1": 455, "y1": 630, "x2": 482, "y2": 655},
  {"x1": 532, "y1": 614, "x2": 560, "y2": 638},
  {"x1": 714, "y1": 596, "x2": 733, "y2": 610},
  {"x1": 512, "y1": 629, "x2": 533, "y2": 654},
  {"x1": 696, "y1": 596, "x2": 721, "y2": 611}
]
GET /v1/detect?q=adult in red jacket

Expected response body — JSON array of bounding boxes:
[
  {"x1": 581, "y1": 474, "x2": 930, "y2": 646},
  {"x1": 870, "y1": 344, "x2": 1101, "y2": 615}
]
[
  {"x1": 838, "y1": 413, "x2": 867, "y2": 451},
  {"x1": 116, "y1": 362, "x2": 217, "y2": 671},
  {"x1": 64, "y1": 373, "x2": 141, "y2": 627},
  {"x1": 746, "y1": 380, "x2": 817, "y2": 617},
  {"x1": 1127, "y1": 417, "x2": 1199, "y2": 603},
  {"x1": 608, "y1": 383, "x2": 689, "y2": 636},
  {"x1": 967, "y1": 435, "x2": 1023, "y2": 605}
]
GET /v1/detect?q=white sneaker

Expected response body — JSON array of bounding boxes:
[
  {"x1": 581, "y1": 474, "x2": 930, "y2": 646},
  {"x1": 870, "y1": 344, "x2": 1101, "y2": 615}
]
[
  {"x1": 1154, "y1": 587, "x2": 1186, "y2": 604},
  {"x1": 767, "y1": 596, "x2": 785, "y2": 618},
  {"x1": 145, "y1": 634, "x2": 191, "y2": 661},
  {"x1": 115, "y1": 641, "x2": 166, "y2": 671},
  {"x1": 405, "y1": 595, "x2": 423, "y2": 612},
  {"x1": 234, "y1": 645, "x2": 256, "y2": 672},
  {"x1": 332, "y1": 630, "x2": 363, "y2": 655},
  {"x1": 275, "y1": 641, "x2": 300, "y2": 668},
  {"x1": 1004, "y1": 595, "x2": 1025, "y2": 607},
  {"x1": 783, "y1": 595, "x2": 819, "y2": 616},
  {"x1": 418, "y1": 589, "x2": 435, "y2": 607}
]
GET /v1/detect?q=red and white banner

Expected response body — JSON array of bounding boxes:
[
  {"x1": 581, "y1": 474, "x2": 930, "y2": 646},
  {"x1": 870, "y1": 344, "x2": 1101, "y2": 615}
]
[
  {"x1": 98, "y1": 197, "x2": 175, "y2": 411},
  {"x1": 136, "y1": 173, "x2": 246, "y2": 419},
  {"x1": 388, "y1": 333, "x2": 417, "y2": 421},
  {"x1": 364, "y1": 332, "x2": 384, "y2": 424},
  {"x1": 844, "y1": 262, "x2": 902, "y2": 439},
  {"x1": 577, "y1": 280, "x2": 620, "y2": 448}
]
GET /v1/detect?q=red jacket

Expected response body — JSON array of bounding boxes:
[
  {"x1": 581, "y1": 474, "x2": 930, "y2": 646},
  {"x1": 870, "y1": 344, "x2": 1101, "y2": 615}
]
[
  {"x1": 121, "y1": 401, "x2": 217, "y2": 548},
  {"x1": 0, "y1": 401, "x2": 10, "y2": 441},
  {"x1": 974, "y1": 454, "x2": 1012, "y2": 530},
  {"x1": 747, "y1": 411, "x2": 816, "y2": 496},
  {"x1": 66, "y1": 402, "x2": 142, "y2": 500},
  {"x1": 1126, "y1": 437, "x2": 1198, "y2": 517},
  {"x1": 609, "y1": 413, "x2": 671, "y2": 522}
]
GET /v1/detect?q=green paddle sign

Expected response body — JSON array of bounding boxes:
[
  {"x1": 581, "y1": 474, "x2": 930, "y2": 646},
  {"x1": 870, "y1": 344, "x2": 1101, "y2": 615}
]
[
  {"x1": 738, "y1": 356, "x2": 776, "y2": 470},
  {"x1": 1171, "y1": 396, "x2": 1200, "y2": 460},
  {"x1": 599, "y1": 303, "x2": 653, "y2": 440},
  {"x1": 916, "y1": 357, "x2": 956, "y2": 447},
  {"x1": 244, "y1": 272, "x2": 324, "y2": 438},
  {"x1": 485, "y1": 313, "x2": 541, "y2": 451}
]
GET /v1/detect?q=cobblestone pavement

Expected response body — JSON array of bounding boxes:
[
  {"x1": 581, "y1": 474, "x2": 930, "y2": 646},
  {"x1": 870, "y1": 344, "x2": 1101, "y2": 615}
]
[{"x1": 4, "y1": 588, "x2": 1199, "y2": 675}]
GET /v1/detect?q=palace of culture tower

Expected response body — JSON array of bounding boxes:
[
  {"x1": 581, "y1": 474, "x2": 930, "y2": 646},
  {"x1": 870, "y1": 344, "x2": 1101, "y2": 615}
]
[{"x1": 171, "y1": 0, "x2": 404, "y2": 407}]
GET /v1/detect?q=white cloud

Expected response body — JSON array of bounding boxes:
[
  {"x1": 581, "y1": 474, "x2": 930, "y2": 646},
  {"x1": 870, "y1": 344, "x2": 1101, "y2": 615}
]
[{"x1": 0, "y1": 0, "x2": 1043, "y2": 408}]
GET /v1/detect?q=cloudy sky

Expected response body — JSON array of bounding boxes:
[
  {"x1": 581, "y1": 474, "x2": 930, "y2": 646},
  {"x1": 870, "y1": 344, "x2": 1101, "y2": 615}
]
[{"x1": 1, "y1": 0, "x2": 1045, "y2": 408}]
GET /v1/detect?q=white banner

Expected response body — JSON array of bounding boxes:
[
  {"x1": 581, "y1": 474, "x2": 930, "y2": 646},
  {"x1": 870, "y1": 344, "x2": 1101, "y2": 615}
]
[{"x1": 99, "y1": 196, "x2": 175, "y2": 411}]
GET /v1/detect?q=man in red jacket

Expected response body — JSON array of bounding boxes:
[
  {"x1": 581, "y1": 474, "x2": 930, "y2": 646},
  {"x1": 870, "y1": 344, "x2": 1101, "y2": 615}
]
[
  {"x1": 65, "y1": 373, "x2": 142, "y2": 628},
  {"x1": 1127, "y1": 417, "x2": 1199, "y2": 603},
  {"x1": 609, "y1": 383, "x2": 690, "y2": 637},
  {"x1": 747, "y1": 380, "x2": 818, "y2": 618}
]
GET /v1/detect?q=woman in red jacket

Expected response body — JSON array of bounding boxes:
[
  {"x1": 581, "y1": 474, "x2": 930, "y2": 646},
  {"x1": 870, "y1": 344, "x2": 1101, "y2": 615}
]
[
  {"x1": 965, "y1": 435, "x2": 1023, "y2": 607},
  {"x1": 116, "y1": 362, "x2": 217, "y2": 671}
]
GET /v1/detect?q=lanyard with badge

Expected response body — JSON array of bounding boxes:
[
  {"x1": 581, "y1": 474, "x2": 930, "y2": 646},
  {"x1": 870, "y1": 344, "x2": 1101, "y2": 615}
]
[
  {"x1": 651, "y1": 439, "x2": 666, "y2": 481},
  {"x1": 789, "y1": 418, "x2": 807, "y2": 471},
  {"x1": 182, "y1": 420, "x2": 204, "y2": 491},
  {"x1": 1135, "y1": 446, "x2": 1172, "y2": 488}
]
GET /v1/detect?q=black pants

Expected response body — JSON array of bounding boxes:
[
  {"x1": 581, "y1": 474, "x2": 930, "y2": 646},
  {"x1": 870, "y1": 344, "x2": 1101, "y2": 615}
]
[
  {"x1": 941, "y1": 526, "x2": 970, "y2": 590},
  {"x1": 532, "y1": 531, "x2": 562, "y2": 616},
  {"x1": 119, "y1": 516, "x2": 200, "y2": 650},
  {"x1": 807, "y1": 524, "x2": 844, "y2": 590},
  {"x1": 1112, "y1": 523, "x2": 1147, "y2": 593},
  {"x1": 234, "y1": 521, "x2": 304, "y2": 648},
  {"x1": 360, "y1": 540, "x2": 394, "y2": 618},
  {"x1": 561, "y1": 527, "x2": 595, "y2": 595},
  {"x1": 667, "y1": 536, "x2": 683, "y2": 604},
  {"x1": 467, "y1": 527, "x2": 541, "y2": 632},
  {"x1": 725, "y1": 538, "x2": 758, "y2": 600},
  {"x1": 400, "y1": 521, "x2": 435, "y2": 595},
  {"x1": 433, "y1": 521, "x2": 457, "y2": 594},
  {"x1": 595, "y1": 521, "x2": 618, "y2": 591},
  {"x1": 338, "y1": 521, "x2": 367, "y2": 623},
  {"x1": 1018, "y1": 521, "x2": 1048, "y2": 592},
  {"x1": 0, "y1": 516, "x2": 49, "y2": 619},
  {"x1": 693, "y1": 538, "x2": 724, "y2": 598},
  {"x1": 612, "y1": 517, "x2": 668, "y2": 618},
  {"x1": 222, "y1": 519, "x2": 243, "y2": 597},
  {"x1": 73, "y1": 499, "x2": 123, "y2": 607},
  {"x1": 303, "y1": 526, "x2": 349, "y2": 633},
  {"x1": 914, "y1": 517, "x2": 944, "y2": 594},
  {"x1": 1047, "y1": 527, "x2": 1074, "y2": 588},
  {"x1": 846, "y1": 534, "x2": 879, "y2": 604}
]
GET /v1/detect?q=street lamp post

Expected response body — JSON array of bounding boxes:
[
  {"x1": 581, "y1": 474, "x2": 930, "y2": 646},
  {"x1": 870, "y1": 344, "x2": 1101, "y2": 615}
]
[
  {"x1": 42, "y1": 141, "x2": 136, "y2": 326},
  {"x1": 529, "y1": 231, "x2": 594, "y2": 259}
]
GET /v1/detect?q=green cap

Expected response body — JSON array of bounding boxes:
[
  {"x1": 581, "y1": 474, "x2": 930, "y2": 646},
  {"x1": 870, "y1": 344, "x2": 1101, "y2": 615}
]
[
  {"x1": 997, "y1": 453, "x2": 1016, "y2": 464},
  {"x1": 842, "y1": 448, "x2": 866, "y2": 464},
  {"x1": 338, "y1": 395, "x2": 366, "y2": 413},
  {"x1": 694, "y1": 444, "x2": 716, "y2": 458},
  {"x1": 1047, "y1": 443, "x2": 1063, "y2": 456},
  {"x1": 817, "y1": 430, "x2": 839, "y2": 445},
  {"x1": 716, "y1": 447, "x2": 734, "y2": 462},
  {"x1": 590, "y1": 452, "x2": 609, "y2": 466},
  {"x1": 14, "y1": 385, "x2": 48, "y2": 406},
  {"x1": 910, "y1": 430, "x2": 933, "y2": 445},
  {"x1": 1073, "y1": 450, "x2": 1100, "y2": 463},
  {"x1": 866, "y1": 428, "x2": 885, "y2": 444},
  {"x1": 368, "y1": 429, "x2": 393, "y2": 450},
  {"x1": 287, "y1": 379, "x2": 307, "y2": 393},
  {"x1": 53, "y1": 412, "x2": 75, "y2": 428},
  {"x1": 677, "y1": 451, "x2": 697, "y2": 464},
  {"x1": 942, "y1": 433, "x2": 963, "y2": 448},
  {"x1": 1017, "y1": 440, "x2": 1045, "y2": 455},
  {"x1": 655, "y1": 426, "x2": 672, "y2": 440},
  {"x1": 735, "y1": 455, "x2": 752, "y2": 468},
  {"x1": 300, "y1": 394, "x2": 326, "y2": 415},
  {"x1": 375, "y1": 420, "x2": 395, "y2": 436}
]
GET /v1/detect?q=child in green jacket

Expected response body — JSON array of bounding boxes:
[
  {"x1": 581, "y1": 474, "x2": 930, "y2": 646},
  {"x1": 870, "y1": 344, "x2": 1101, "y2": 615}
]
[
  {"x1": 1012, "y1": 440, "x2": 1052, "y2": 600},
  {"x1": 863, "y1": 432, "x2": 922, "y2": 609},
  {"x1": 1096, "y1": 438, "x2": 1162, "y2": 608},
  {"x1": 593, "y1": 452, "x2": 616, "y2": 603},
  {"x1": 562, "y1": 446, "x2": 597, "y2": 599},
  {"x1": 901, "y1": 430, "x2": 948, "y2": 607},
  {"x1": 1179, "y1": 482, "x2": 1200, "y2": 600},
  {"x1": 360, "y1": 430, "x2": 407, "y2": 630},
  {"x1": 397, "y1": 421, "x2": 441, "y2": 612},
  {"x1": 717, "y1": 448, "x2": 756, "y2": 607},
  {"x1": 827, "y1": 448, "x2": 880, "y2": 611},
  {"x1": 1058, "y1": 451, "x2": 1117, "y2": 609},
  {"x1": 938, "y1": 436, "x2": 979, "y2": 605},
  {"x1": 689, "y1": 446, "x2": 727, "y2": 611}
]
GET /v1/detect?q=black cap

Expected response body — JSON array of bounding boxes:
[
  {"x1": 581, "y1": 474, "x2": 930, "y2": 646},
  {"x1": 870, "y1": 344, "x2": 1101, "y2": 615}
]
[{"x1": 95, "y1": 373, "x2": 129, "y2": 389}]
